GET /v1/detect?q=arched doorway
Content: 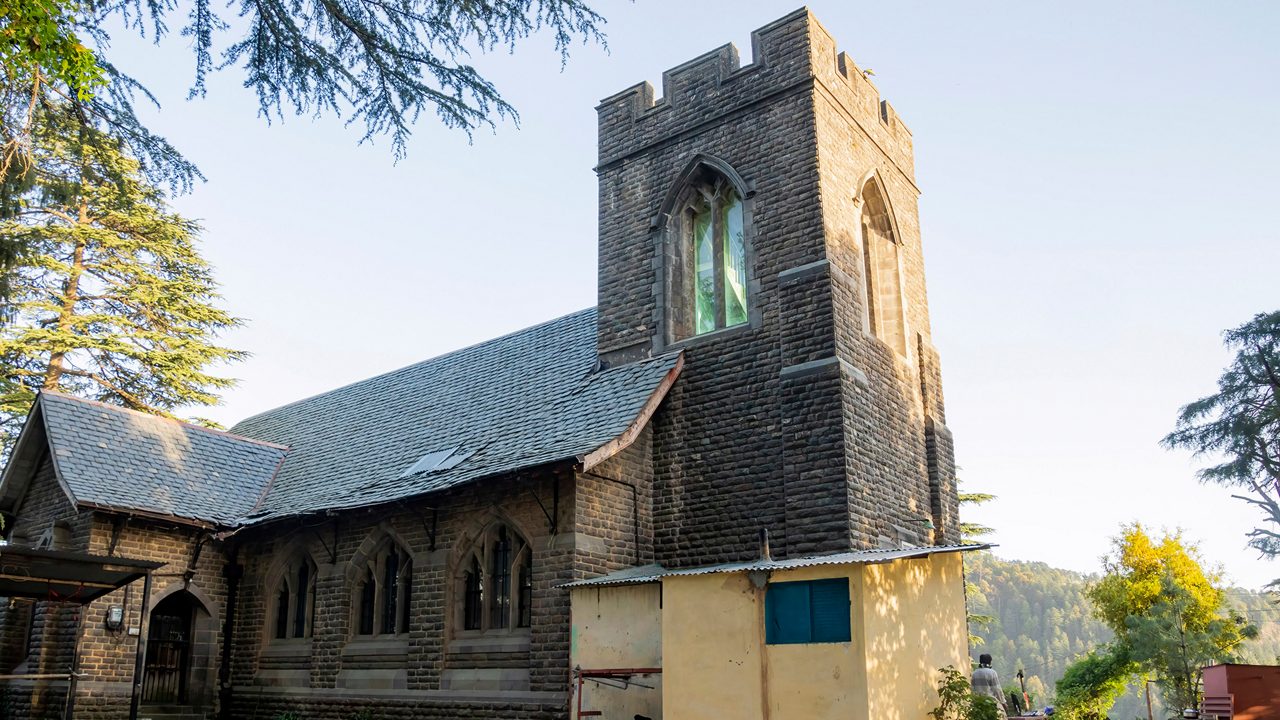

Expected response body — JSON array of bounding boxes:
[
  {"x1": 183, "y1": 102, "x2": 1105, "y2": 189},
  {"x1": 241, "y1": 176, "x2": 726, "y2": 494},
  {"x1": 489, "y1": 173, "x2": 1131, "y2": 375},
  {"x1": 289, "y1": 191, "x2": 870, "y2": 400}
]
[
  {"x1": 142, "y1": 592, "x2": 196, "y2": 704},
  {"x1": 141, "y1": 587, "x2": 219, "y2": 712}
]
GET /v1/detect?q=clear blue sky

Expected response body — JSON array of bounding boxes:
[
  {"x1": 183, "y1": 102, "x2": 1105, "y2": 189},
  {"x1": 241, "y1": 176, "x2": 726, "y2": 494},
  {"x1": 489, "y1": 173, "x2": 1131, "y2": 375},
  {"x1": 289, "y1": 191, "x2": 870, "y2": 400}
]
[{"x1": 107, "y1": 1, "x2": 1280, "y2": 587}]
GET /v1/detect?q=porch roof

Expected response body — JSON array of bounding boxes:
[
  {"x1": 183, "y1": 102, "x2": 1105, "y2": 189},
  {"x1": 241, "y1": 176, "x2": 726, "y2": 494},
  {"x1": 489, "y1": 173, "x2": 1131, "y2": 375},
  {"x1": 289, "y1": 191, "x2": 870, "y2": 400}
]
[{"x1": 0, "y1": 545, "x2": 161, "y2": 604}]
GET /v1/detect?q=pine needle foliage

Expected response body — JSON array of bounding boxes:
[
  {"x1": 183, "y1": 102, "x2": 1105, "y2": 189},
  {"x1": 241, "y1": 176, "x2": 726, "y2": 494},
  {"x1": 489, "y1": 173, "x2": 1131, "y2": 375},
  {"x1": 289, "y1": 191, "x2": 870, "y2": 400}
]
[
  {"x1": 2, "y1": 0, "x2": 608, "y2": 172},
  {"x1": 0, "y1": 104, "x2": 243, "y2": 450},
  {"x1": 959, "y1": 486, "x2": 997, "y2": 543},
  {"x1": 1163, "y1": 311, "x2": 1280, "y2": 577},
  {"x1": 1, "y1": 0, "x2": 607, "y2": 300},
  {"x1": 959, "y1": 480, "x2": 997, "y2": 646}
]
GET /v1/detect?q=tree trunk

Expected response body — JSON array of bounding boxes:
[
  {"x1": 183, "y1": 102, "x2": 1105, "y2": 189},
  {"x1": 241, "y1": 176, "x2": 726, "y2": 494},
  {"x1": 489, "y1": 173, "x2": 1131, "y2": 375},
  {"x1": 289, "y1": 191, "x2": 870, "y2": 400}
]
[{"x1": 43, "y1": 200, "x2": 89, "y2": 390}]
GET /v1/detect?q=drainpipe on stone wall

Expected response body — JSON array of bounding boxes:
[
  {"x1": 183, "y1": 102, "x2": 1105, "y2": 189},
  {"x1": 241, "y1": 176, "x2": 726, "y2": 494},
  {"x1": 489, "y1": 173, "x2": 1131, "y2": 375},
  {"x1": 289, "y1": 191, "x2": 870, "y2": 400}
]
[
  {"x1": 753, "y1": 577, "x2": 772, "y2": 720},
  {"x1": 580, "y1": 469, "x2": 642, "y2": 565},
  {"x1": 752, "y1": 529, "x2": 773, "y2": 720},
  {"x1": 217, "y1": 544, "x2": 242, "y2": 720}
]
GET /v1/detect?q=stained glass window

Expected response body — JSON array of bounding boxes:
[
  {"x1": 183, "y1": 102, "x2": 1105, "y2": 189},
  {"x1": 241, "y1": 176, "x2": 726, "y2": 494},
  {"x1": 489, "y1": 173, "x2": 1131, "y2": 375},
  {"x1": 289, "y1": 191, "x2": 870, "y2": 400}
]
[
  {"x1": 693, "y1": 201, "x2": 717, "y2": 336},
  {"x1": 722, "y1": 193, "x2": 747, "y2": 327},
  {"x1": 677, "y1": 177, "x2": 749, "y2": 339}
]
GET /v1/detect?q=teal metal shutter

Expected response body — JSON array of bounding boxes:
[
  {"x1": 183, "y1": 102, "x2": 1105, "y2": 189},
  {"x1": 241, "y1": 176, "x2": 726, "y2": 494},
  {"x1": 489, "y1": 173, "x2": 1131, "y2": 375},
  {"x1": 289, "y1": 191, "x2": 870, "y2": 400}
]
[
  {"x1": 808, "y1": 578, "x2": 851, "y2": 643},
  {"x1": 765, "y1": 581, "x2": 812, "y2": 644}
]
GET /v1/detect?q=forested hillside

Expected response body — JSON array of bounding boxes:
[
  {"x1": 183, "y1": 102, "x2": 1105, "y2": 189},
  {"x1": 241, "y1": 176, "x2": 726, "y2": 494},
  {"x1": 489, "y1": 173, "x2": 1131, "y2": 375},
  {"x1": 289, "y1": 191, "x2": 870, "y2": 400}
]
[{"x1": 966, "y1": 552, "x2": 1280, "y2": 719}]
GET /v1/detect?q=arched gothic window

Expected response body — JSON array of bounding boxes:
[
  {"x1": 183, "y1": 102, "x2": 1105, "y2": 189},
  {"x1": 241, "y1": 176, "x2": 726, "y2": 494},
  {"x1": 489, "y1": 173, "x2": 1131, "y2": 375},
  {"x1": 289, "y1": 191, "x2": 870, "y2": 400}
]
[
  {"x1": 458, "y1": 523, "x2": 532, "y2": 634},
  {"x1": 354, "y1": 539, "x2": 413, "y2": 637},
  {"x1": 272, "y1": 554, "x2": 317, "y2": 640},
  {"x1": 670, "y1": 173, "x2": 749, "y2": 340},
  {"x1": 860, "y1": 179, "x2": 907, "y2": 356}
]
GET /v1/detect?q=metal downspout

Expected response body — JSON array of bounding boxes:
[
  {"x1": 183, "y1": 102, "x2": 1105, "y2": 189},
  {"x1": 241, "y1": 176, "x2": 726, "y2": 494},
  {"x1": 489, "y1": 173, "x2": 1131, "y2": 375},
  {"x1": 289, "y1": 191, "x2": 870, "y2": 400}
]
[
  {"x1": 218, "y1": 545, "x2": 242, "y2": 720},
  {"x1": 127, "y1": 571, "x2": 153, "y2": 720}
]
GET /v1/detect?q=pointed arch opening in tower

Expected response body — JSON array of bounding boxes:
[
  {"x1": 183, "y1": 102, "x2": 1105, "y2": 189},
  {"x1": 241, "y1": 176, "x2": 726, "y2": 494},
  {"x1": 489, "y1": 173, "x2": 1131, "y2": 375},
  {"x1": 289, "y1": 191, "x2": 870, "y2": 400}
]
[{"x1": 860, "y1": 179, "x2": 907, "y2": 356}]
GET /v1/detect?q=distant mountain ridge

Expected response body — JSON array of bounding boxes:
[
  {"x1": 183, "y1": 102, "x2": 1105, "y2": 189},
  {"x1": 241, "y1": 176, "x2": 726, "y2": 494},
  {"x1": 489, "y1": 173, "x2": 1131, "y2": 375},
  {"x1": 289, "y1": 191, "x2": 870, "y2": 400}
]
[{"x1": 965, "y1": 552, "x2": 1280, "y2": 719}]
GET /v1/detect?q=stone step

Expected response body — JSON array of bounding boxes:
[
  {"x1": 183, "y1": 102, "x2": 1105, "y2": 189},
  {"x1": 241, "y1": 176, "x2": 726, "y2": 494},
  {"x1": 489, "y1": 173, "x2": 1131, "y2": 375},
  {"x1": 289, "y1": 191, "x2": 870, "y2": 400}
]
[{"x1": 138, "y1": 706, "x2": 204, "y2": 720}]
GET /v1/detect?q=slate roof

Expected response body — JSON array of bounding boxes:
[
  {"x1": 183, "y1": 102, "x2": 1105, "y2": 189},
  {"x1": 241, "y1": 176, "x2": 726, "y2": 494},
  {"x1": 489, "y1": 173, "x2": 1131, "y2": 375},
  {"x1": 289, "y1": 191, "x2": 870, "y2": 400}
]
[
  {"x1": 36, "y1": 392, "x2": 287, "y2": 525},
  {"x1": 5, "y1": 309, "x2": 681, "y2": 527},
  {"x1": 559, "y1": 544, "x2": 995, "y2": 588},
  {"x1": 232, "y1": 308, "x2": 681, "y2": 521}
]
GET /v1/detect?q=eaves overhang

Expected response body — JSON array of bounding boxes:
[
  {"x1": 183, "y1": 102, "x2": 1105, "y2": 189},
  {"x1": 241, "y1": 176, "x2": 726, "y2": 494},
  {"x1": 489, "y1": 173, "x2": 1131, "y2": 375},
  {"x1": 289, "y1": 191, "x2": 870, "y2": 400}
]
[{"x1": 560, "y1": 543, "x2": 996, "y2": 589}]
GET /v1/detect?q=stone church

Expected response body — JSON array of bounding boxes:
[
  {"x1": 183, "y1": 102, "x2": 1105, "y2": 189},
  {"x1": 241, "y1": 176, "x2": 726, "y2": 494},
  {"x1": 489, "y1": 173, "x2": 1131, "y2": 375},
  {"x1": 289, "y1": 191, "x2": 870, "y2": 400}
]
[{"x1": 0, "y1": 9, "x2": 973, "y2": 720}]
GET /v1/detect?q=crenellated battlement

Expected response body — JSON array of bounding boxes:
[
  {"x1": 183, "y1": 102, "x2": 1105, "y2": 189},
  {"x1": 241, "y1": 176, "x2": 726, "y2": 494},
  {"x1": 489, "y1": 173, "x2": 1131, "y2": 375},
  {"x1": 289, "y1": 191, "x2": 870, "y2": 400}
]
[
  {"x1": 596, "y1": 8, "x2": 814, "y2": 167},
  {"x1": 597, "y1": 8, "x2": 915, "y2": 179},
  {"x1": 811, "y1": 18, "x2": 915, "y2": 178}
]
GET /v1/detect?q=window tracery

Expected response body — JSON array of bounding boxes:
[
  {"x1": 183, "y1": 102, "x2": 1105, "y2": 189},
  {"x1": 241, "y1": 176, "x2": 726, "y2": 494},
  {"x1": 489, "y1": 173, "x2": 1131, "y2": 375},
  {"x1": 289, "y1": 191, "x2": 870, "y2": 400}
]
[
  {"x1": 670, "y1": 173, "x2": 750, "y2": 340},
  {"x1": 354, "y1": 539, "x2": 412, "y2": 637},
  {"x1": 458, "y1": 522, "x2": 532, "y2": 634},
  {"x1": 272, "y1": 553, "x2": 317, "y2": 640}
]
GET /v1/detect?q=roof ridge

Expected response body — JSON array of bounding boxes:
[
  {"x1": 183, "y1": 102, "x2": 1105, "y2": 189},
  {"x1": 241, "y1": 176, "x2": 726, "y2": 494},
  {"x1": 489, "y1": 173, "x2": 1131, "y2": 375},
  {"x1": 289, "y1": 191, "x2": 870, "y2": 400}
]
[
  {"x1": 232, "y1": 307, "x2": 597, "y2": 430},
  {"x1": 39, "y1": 391, "x2": 291, "y2": 451}
]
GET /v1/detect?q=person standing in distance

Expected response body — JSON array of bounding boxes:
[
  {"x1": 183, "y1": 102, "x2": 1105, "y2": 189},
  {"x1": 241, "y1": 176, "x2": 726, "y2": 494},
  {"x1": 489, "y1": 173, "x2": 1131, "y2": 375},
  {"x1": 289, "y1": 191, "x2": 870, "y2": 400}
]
[{"x1": 972, "y1": 653, "x2": 1008, "y2": 718}]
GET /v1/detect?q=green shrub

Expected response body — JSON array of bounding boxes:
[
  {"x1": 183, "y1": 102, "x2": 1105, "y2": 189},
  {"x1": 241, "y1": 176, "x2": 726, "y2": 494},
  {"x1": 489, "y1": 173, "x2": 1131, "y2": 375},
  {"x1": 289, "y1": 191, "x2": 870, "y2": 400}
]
[{"x1": 929, "y1": 665, "x2": 1004, "y2": 720}]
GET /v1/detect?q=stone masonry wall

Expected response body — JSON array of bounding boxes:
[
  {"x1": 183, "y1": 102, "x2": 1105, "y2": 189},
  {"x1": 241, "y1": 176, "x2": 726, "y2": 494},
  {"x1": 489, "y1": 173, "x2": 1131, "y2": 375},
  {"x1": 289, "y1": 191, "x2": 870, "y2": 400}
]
[
  {"x1": 0, "y1": 455, "x2": 230, "y2": 720},
  {"x1": 80, "y1": 515, "x2": 228, "y2": 719},
  {"x1": 596, "y1": 8, "x2": 961, "y2": 563},
  {"x1": 598, "y1": 10, "x2": 828, "y2": 566},
  {"x1": 807, "y1": 16, "x2": 960, "y2": 545},
  {"x1": 229, "y1": 454, "x2": 652, "y2": 720},
  {"x1": 0, "y1": 453, "x2": 91, "y2": 720},
  {"x1": 573, "y1": 425, "x2": 655, "y2": 575},
  {"x1": 0, "y1": 447, "x2": 657, "y2": 720}
]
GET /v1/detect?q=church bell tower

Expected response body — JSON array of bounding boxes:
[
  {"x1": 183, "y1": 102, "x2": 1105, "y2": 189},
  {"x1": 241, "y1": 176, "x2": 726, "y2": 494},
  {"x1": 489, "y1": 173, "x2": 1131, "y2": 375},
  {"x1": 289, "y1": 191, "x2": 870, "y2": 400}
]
[{"x1": 594, "y1": 9, "x2": 959, "y2": 565}]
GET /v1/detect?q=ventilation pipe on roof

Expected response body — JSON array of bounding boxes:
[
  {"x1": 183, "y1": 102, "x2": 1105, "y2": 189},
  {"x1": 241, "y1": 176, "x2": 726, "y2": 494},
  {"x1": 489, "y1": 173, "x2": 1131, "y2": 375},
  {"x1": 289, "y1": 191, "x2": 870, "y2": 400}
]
[{"x1": 748, "y1": 528, "x2": 773, "y2": 590}]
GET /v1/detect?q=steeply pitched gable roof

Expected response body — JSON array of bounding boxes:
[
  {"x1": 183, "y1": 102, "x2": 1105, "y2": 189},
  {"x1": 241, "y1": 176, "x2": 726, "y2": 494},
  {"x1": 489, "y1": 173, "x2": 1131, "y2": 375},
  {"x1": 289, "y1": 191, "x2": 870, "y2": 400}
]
[
  {"x1": 1, "y1": 309, "x2": 679, "y2": 526},
  {"x1": 32, "y1": 392, "x2": 288, "y2": 525},
  {"x1": 233, "y1": 308, "x2": 681, "y2": 521}
]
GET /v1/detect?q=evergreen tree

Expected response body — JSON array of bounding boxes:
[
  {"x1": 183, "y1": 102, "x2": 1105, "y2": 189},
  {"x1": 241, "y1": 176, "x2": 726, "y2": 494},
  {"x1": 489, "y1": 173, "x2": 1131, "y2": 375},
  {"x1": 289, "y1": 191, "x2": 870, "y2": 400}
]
[
  {"x1": 960, "y1": 486, "x2": 997, "y2": 543},
  {"x1": 1164, "y1": 311, "x2": 1280, "y2": 585},
  {"x1": 1, "y1": 0, "x2": 608, "y2": 298},
  {"x1": 960, "y1": 481, "x2": 997, "y2": 646},
  {"x1": 0, "y1": 104, "x2": 242, "y2": 448}
]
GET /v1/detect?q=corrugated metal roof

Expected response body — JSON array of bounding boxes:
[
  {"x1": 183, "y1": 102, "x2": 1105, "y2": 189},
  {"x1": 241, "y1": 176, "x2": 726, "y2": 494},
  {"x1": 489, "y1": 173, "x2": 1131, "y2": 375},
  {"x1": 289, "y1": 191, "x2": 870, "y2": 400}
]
[{"x1": 560, "y1": 544, "x2": 994, "y2": 588}]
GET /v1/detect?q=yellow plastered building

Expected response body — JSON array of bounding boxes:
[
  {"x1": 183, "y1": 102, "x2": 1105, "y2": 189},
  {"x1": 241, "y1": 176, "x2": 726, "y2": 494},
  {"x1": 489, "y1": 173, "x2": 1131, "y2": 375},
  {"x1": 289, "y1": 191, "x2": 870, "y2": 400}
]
[{"x1": 566, "y1": 545, "x2": 978, "y2": 720}]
